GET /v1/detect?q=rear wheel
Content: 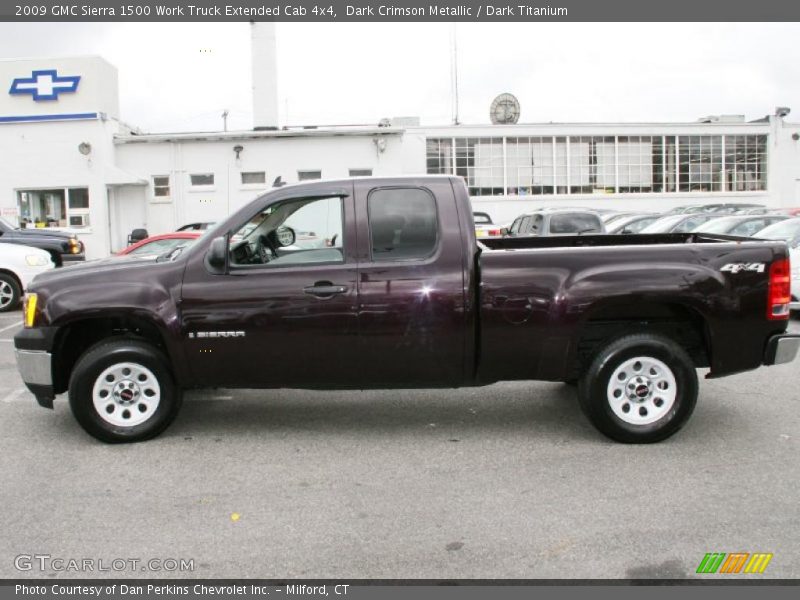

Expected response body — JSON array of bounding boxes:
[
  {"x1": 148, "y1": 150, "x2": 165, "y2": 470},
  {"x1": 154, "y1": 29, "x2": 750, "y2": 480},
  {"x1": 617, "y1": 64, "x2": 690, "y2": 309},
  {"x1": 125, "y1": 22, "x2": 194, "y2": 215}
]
[
  {"x1": 69, "y1": 339, "x2": 182, "y2": 443},
  {"x1": 0, "y1": 273, "x2": 21, "y2": 312},
  {"x1": 578, "y1": 333, "x2": 698, "y2": 443}
]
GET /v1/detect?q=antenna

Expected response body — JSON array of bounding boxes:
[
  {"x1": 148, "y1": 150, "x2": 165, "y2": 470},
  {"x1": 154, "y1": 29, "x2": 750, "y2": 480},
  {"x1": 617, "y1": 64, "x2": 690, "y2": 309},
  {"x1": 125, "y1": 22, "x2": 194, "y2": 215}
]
[{"x1": 450, "y1": 23, "x2": 460, "y2": 125}]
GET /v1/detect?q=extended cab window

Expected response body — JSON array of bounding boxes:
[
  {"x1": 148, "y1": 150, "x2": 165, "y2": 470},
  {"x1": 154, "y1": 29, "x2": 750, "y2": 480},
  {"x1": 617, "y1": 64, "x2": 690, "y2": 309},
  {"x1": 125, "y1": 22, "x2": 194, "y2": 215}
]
[
  {"x1": 368, "y1": 188, "x2": 438, "y2": 261},
  {"x1": 229, "y1": 196, "x2": 344, "y2": 267}
]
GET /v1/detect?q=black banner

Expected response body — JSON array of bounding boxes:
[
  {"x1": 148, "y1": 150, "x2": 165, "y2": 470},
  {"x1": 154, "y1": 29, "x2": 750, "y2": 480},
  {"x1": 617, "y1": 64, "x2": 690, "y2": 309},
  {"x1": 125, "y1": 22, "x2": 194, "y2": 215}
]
[{"x1": 3, "y1": 0, "x2": 800, "y2": 22}]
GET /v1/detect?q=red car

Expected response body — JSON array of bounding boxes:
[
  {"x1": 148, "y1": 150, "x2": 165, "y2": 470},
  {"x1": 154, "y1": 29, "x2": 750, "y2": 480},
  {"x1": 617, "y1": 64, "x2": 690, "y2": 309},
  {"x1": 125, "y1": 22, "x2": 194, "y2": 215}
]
[{"x1": 116, "y1": 232, "x2": 202, "y2": 258}]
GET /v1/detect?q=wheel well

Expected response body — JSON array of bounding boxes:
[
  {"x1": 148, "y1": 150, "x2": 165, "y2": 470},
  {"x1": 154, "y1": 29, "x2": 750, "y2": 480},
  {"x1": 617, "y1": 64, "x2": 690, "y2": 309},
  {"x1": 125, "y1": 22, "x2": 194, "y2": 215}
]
[
  {"x1": 571, "y1": 302, "x2": 710, "y2": 379},
  {"x1": 52, "y1": 316, "x2": 168, "y2": 394}
]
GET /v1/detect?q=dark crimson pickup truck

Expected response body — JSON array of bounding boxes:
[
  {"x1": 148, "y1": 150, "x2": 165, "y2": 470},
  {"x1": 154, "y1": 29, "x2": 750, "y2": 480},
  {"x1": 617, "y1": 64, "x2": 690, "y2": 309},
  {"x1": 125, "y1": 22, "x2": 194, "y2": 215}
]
[{"x1": 13, "y1": 176, "x2": 800, "y2": 443}]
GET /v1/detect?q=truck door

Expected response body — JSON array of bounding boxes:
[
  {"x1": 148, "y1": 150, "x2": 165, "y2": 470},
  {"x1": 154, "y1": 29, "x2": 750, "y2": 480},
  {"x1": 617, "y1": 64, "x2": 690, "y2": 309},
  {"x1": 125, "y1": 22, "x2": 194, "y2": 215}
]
[
  {"x1": 179, "y1": 187, "x2": 359, "y2": 388},
  {"x1": 353, "y1": 179, "x2": 467, "y2": 386}
]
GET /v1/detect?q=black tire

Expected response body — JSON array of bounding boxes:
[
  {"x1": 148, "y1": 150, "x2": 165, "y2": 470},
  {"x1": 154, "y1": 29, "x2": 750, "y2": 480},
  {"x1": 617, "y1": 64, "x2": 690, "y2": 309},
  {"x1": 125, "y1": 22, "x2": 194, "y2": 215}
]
[
  {"x1": 68, "y1": 339, "x2": 182, "y2": 443},
  {"x1": 578, "y1": 333, "x2": 698, "y2": 443},
  {"x1": 0, "y1": 273, "x2": 21, "y2": 313}
]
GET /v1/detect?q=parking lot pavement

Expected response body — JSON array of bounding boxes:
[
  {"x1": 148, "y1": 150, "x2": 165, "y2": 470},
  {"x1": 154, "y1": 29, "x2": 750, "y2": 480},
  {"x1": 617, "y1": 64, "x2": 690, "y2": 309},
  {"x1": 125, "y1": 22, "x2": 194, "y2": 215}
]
[{"x1": 0, "y1": 309, "x2": 798, "y2": 580}]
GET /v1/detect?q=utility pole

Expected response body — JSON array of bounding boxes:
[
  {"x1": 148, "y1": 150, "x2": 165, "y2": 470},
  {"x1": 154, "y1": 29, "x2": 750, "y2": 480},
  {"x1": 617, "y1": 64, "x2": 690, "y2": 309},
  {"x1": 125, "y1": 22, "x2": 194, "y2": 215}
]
[{"x1": 222, "y1": 109, "x2": 229, "y2": 132}]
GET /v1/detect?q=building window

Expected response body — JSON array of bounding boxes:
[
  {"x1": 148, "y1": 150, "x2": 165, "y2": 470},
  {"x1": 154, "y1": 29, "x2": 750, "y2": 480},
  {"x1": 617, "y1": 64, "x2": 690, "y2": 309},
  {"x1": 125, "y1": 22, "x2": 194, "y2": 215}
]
[
  {"x1": 569, "y1": 136, "x2": 616, "y2": 194},
  {"x1": 507, "y1": 137, "x2": 556, "y2": 195},
  {"x1": 725, "y1": 135, "x2": 767, "y2": 191},
  {"x1": 617, "y1": 136, "x2": 664, "y2": 193},
  {"x1": 298, "y1": 170, "x2": 322, "y2": 181},
  {"x1": 190, "y1": 173, "x2": 214, "y2": 186},
  {"x1": 349, "y1": 169, "x2": 372, "y2": 177},
  {"x1": 455, "y1": 137, "x2": 504, "y2": 196},
  {"x1": 241, "y1": 171, "x2": 266, "y2": 185},
  {"x1": 17, "y1": 187, "x2": 90, "y2": 229},
  {"x1": 678, "y1": 135, "x2": 723, "y2": 192},
  {"x1": 425, "y1": 134, "x2": 767, "y2": 196},
  {"x1": 152, "y1": 176, "x2": 170, "y2": 197},
  {"x1": 426, "y1": 138, "x2": 453, "y2": 175}
]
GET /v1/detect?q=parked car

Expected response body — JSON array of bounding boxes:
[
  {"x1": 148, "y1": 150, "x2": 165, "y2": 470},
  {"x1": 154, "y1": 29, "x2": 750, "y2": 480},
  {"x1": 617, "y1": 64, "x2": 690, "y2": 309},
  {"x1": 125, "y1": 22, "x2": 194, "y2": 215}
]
[
  {"x1": 177, "y1": 222, "x2": 216, "y2": 232},
  {"x1": 692, "y1": 215, "x2": 789, "y2": 237},
  {"x1": 473, "y1": 212, "x2": 504, "y2": 238},
  {"x1": 639, "y1": 213, "x2": 720, "y2": 234},
  {"x1": 14, "y1": 176, "x2": 800, "y2": 444},
  {"x1": 506, "y1": 210, "x2": 605, "y2": 237},
  {"x1": 606, "y1": 214, "x2": 662, "y2": 234},
  {"x1": 665, "y1": 203, "x2": 766, "y2": 215},
  {"x1": 0, "y1": 216, "x2": 84, "y2": 266},
  {"x1": 115, "y1": 232, "x2": 202, "y2": 259},
  {"x1": 753, "y1": 218, "x2": 800, "y2": 311},
  {"x1": 0, "y1": 244, "x2": 54, "y2": 312},
  {"x1": 601, "y1": 211, "x2": 639, "y2": 225}
]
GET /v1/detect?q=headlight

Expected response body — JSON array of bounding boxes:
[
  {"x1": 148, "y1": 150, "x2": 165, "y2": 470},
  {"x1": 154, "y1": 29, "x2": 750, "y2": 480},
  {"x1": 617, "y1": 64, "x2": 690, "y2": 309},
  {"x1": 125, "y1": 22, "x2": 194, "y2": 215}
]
[
  {"x1": 68, "y1": 238, "x2": 82, "y2": 254},
  {"x1": 23, "y1": 293, "x2": 38, "y2": 328},
  {"x1": 25, "y1": 254, "x2": 49, "y2": 267}
]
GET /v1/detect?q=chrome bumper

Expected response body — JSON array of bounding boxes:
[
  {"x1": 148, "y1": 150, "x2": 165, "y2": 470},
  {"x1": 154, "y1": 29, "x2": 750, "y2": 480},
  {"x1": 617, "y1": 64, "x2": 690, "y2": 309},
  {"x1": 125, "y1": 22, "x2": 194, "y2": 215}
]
[
  {"x1": 14, "y1": 349, "x2": 52, "y2": 386},
  {"x1": 764, "y1": 334, "x2": 800, "y2": 366}
]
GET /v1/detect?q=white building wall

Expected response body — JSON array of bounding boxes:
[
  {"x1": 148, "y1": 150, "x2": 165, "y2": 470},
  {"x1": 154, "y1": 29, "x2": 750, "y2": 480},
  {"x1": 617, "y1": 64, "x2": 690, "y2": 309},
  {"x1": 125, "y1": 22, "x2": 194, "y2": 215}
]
[{"x1": 113, "y1": 132, "x2": 407, "y2": 244}]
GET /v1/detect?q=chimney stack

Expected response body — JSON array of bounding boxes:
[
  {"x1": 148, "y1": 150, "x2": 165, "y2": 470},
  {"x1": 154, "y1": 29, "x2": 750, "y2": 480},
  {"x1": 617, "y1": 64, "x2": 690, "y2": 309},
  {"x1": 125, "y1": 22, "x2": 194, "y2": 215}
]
[{"x1": 251, "y1": 22, "x2": 279, "y2": 130}]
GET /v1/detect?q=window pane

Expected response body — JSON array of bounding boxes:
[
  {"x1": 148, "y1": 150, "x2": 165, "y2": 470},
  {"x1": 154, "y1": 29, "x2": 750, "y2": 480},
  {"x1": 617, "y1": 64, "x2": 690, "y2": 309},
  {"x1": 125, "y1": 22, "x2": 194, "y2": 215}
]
[
  {"x1": 369, "y1": 188, "x2": 438, "y2": 260},
  {"x1": 229, "y1": 196, "x2": 344, "y2": 267},
  {"x1": 298, "y1": 170, "x2": 322, "y2": 181},
  {"x1": 190, "y1": 173, "x2": 214, "y2": 186},
  {"x1": 549, "y1": 213, "x2": 603, "y2": 234},
  {"x1": 241, "y1": 171, "x2": 266, "y2": 185},
  {"x1": 67, "y1": 188, "x2": 89, "y2": 209}
]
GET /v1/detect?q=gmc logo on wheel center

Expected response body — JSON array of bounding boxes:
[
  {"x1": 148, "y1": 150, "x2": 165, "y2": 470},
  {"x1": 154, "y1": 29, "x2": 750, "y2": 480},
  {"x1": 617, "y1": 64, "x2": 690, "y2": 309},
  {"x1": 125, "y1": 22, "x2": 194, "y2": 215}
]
[{"x1": 721, "y1": 262, "x2": 766, "y2": 274}]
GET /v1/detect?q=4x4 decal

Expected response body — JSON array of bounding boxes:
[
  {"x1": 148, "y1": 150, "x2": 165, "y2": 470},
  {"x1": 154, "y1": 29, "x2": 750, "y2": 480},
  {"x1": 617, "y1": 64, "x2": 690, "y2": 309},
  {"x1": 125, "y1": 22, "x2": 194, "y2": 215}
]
[{"x1": 721, "y1": 262, "x2": 766, "y2": 274}]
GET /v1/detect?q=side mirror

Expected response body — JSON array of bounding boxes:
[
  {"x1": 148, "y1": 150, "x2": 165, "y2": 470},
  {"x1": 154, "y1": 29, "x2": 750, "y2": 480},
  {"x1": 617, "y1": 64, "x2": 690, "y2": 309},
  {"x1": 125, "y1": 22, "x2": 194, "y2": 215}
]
[{"x1": 205, "y1": 236, "x2": 228, "y2": 273}]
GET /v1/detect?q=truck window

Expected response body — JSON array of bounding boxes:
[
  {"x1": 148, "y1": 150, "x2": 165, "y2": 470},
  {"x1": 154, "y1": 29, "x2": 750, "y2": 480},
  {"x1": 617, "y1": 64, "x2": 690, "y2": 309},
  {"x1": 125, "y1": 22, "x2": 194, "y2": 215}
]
[
  {"x1": 229, "y1": 196, "x2": 344, "y2": 267},
  {"x1": 368, "y1": 188, "x2": 438, "y2": 261},
  {"x1": 549, "y1": 213, "x2": 602, "y2": 234}
]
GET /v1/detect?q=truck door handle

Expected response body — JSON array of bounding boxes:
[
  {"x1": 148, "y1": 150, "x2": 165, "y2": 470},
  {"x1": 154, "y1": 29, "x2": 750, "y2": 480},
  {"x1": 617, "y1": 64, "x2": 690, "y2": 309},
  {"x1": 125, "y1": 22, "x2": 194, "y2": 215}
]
[{"x1": 304, "y1": 281, "x2": 348, "y2": 297}]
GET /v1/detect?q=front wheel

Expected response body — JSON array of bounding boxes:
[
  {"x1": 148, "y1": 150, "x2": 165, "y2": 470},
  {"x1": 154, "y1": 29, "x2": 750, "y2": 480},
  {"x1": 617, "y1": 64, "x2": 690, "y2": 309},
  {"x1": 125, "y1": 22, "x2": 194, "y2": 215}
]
[
  {"x1": 69, "y1": 339, "x2": 182, "y2": 443},
  {"x1": 578, "y1": 333, "x2": 698, "y2": 443},
  {"x1": 0, "y1": 273, "x2": 21, "y2": 312}
]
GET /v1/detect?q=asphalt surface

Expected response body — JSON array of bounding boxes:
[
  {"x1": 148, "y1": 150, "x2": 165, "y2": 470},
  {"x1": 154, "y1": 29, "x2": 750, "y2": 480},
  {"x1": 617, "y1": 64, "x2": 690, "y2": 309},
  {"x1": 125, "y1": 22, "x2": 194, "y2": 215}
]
[{"x1": 0, "y1": 308, "x2": 798, "y2": 580}]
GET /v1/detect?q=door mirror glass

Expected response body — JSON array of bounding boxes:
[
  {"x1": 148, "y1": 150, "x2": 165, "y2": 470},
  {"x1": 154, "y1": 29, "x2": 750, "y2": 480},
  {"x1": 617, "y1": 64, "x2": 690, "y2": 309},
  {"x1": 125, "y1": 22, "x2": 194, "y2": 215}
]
[{"x1": 205, "y1": 236, "x2": 227, "y2": 272}]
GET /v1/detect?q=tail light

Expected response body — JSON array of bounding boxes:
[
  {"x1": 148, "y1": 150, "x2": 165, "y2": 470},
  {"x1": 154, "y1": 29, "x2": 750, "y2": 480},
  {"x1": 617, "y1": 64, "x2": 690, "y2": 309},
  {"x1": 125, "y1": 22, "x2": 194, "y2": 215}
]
[
  {"x1": 488, "y1": 228, "x2": 501, "y2": 237},
  {"x1": 767, "y1": 257, "x2": 791, "y2": 320}
]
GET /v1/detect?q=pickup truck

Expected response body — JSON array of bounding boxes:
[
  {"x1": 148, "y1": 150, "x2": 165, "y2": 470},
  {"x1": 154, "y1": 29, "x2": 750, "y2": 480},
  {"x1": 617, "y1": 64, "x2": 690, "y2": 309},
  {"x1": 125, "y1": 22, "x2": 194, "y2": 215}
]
[
  {"x1": 13, "y1": 176, "x2": 800, "y2": 444},
  {"x1": 0, "y1": 217, "x2": 85, "y2": 266}
]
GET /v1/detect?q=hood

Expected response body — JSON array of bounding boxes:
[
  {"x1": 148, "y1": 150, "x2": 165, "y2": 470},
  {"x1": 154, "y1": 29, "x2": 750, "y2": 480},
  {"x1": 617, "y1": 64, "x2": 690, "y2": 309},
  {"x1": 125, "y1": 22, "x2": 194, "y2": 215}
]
[
  {"x1": 29, "y1": 255, "x2": 169, "y2": 289},
  {"x1": 5, "y1": 228, "x2": 76, "y2": 240}
]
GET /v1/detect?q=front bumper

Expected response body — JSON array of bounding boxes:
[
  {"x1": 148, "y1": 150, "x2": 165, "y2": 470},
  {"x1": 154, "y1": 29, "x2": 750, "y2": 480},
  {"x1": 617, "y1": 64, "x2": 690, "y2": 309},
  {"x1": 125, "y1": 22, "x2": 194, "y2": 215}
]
[
  {"x1": 13, "y1": 327, "x2": 58, "y2": 408},
  {"x1": 764, "y1": 334, "x2": 800, "y2": 366}
]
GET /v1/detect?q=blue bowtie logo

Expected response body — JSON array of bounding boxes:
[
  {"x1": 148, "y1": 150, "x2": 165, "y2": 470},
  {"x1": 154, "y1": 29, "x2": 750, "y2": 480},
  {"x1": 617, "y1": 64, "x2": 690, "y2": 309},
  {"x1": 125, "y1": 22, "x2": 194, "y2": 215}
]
[{"x1": 9, "y1": 69, "x2": 81, "y2": 101}]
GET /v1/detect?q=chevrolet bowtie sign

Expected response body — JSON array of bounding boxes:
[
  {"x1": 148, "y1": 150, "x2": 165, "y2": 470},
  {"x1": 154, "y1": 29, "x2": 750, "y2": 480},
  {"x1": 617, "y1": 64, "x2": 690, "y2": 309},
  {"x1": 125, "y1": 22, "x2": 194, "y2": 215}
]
[{"x1": 9, "y1": 69, "x2": 81, "y2": 101}]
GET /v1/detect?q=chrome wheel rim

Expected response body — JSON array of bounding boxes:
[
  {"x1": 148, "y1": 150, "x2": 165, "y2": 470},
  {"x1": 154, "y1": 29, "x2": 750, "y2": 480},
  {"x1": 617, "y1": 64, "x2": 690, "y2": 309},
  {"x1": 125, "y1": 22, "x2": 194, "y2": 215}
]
[
  {"x1": 606, "y1": 356, "x2": 677, "y2": 425},
  {"x1": 0, "y1": 282, "x2": 13, "y2": 308},
  {"x1": 92, "y1": 362, "x2": 161, "y2": 427}
]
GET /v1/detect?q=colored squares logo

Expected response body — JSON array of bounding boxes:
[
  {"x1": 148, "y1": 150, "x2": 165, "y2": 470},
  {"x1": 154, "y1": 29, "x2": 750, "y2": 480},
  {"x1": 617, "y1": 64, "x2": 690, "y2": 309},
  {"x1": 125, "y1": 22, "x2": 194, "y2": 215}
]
[{"x1": 697, "y1": 552, "x2": 773, "y2": 574}]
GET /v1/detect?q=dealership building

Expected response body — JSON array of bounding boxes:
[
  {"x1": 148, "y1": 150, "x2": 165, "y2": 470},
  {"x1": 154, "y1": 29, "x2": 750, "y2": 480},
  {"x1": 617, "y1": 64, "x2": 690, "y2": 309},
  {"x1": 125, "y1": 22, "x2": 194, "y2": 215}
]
[{"x1": 2, "y1": 25, "x2": 800, "y2": 259}]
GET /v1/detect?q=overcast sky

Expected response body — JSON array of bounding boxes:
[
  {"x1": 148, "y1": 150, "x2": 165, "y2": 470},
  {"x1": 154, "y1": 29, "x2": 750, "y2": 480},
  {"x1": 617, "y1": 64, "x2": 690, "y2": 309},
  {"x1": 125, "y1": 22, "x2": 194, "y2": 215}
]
[{"x1": 1, "y1": 22, "x2": 798, "y2": 132}]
